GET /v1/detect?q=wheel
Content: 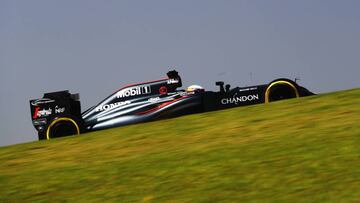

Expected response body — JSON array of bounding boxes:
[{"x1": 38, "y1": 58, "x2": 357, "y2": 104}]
[
  {"x1": 265, "y1": 80, "x2": 299, "y2": 103},
  {"x1": 46, "y1": 117, "x2": 80, "y2": 140}
]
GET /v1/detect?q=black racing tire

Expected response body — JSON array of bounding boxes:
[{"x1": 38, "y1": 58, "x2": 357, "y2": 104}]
[
  {"x1": 46, "y1": 117, "x2": 80, "y2": 140},
  {"x1": 265, "y1": 80, "x2": 299, "y2": 103}
]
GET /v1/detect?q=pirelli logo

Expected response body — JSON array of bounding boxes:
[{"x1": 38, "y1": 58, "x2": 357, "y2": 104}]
[{"x1": 116, "y1": 86, "x2": 151, "y2": 98}]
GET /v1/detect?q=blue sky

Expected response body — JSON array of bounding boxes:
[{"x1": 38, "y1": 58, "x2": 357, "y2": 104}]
[{"x1": 1, "y1": 0, "x2": 359, "y2": 146}]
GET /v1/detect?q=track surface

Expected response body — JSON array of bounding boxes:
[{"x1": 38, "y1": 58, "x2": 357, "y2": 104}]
[{"x1": 0, "y1": 88, "x2": 359, "y2": 202}]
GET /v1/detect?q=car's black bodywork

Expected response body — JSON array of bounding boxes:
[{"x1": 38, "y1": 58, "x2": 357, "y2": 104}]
[{"x1": 30, "y1": 70, "x2": 314, "y2": 140}]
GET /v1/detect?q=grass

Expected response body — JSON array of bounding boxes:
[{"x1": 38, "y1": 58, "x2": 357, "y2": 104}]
[{"x1": 0, "y1": 88, "x2": 359, "y2": 202}]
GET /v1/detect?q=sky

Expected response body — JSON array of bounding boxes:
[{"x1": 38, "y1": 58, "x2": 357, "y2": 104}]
[{"x1": 1, "y1": 0, "x2": 359, "y2": 146}]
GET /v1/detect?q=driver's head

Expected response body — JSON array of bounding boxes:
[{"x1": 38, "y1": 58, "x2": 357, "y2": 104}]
[{"x1": 186, "y1": 85, "x2": 205, "y2": 93}]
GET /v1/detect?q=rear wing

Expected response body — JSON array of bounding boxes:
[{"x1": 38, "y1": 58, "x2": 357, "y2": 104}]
[{"x1": 30, "y1": 90, "x2": 81, "y2": 133}]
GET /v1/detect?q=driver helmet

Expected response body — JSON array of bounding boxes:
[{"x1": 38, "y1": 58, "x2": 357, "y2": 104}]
[{"x1": 186, "y1": 85, "x2": 205, "y2": 93}]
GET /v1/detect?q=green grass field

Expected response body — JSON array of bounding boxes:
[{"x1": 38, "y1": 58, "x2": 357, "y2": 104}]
[{"x1": 1, "y1": 89, "x2": 359, "y2": 202}]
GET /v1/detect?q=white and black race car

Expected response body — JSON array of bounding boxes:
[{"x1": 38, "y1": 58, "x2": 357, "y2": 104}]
[{"x1": 30, "y1": 70, "x2": 314, "y2": 140}]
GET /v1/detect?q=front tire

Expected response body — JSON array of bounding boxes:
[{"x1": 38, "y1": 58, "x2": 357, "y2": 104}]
[
  {"x1": 265, "y1": 80, "x2": 299, "y2": 103},
  {"x1": 46, "y1": 117, "x2": 80, "y2": 140}
]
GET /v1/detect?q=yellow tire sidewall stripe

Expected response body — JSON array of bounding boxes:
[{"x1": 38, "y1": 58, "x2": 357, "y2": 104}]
[
  {"x1": 265, "y1": 81, "x2": 300, "y2": 103},
  {"x1": 46, "y1": 117, "x2": 80, "y2": 140}
]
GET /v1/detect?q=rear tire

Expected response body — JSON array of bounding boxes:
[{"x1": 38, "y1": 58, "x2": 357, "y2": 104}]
[{"x1": 46, "y1": 117, "x2": 80, "y2": 140}]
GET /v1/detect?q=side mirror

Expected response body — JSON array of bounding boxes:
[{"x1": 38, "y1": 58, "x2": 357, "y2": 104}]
[
  {"x1": 215, "y1": 81, "x2": 224, "y2": 86},
  {"x1": 215, "y1": 81, "x2": 225, "y2": 93},
  {"x1": 225, "y1": 84, "x2": 231, "y2": 92}
]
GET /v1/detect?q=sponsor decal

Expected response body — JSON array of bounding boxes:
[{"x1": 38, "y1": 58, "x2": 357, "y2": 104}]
[
  {"x1": 167, "y1": 78, "x2": 179, "y2": 84},
  {"x1": 33, "y1": 107, "x2": 52, "y2": 119},
  {"x1": 55, "y1": 106, "x2": 66, "y2": 114},
  {"x1": 221, "y1": 94, "x2": 259, "y2": 105},
  {"x1": 148, "y1": 97, "x2": 160, "y2": 103},
  {"x1": 33, "y1": 107, "x2": 39, "y2": 119},
  {"x1": 116, "y1": 86, "x2": 151, "y2": 98},
  {"x1": 95, "y1": 101, "x2": 131, "y2": 112},
  {"x1": 31, "y1": 98, "x2": 55, "y2": 106},
  {"x1": 159, "y1": 86, "x2": 168, "y2": 95},
  {"x1": 239, "y1": 87, "x2": 258, "y2": 92},
  {"x1": 33, "y1": 118, "x2": 47, "y2": 126},
  {"x1": 179, "y1": 92, "x2": 188, "y2": 96}
]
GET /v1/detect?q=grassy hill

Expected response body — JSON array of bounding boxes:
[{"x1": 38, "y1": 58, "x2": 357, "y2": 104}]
[{"x1": 0, "y1": 88, "x2": 359, "y2": 202}]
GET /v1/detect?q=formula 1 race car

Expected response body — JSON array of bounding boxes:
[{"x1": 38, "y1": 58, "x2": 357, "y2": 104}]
[{"x1": 30, "y1": 70, "x2": 314, "y2": 140}]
